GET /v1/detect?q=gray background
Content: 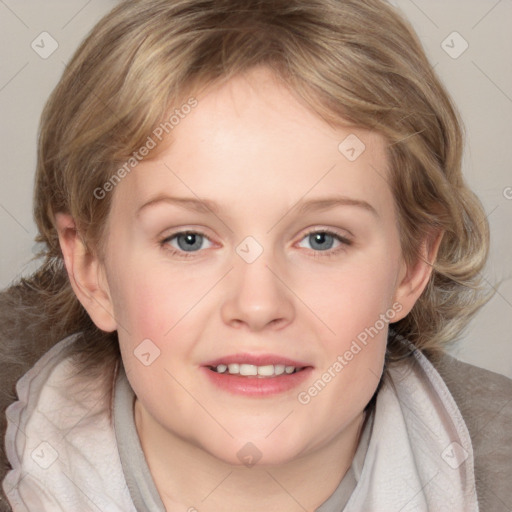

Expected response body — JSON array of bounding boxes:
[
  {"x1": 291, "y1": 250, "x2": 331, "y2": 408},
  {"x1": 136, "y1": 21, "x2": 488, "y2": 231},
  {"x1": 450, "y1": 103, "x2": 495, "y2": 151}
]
[{"x1": 1, "y1": 0, "x2": 511, "y2": 378}]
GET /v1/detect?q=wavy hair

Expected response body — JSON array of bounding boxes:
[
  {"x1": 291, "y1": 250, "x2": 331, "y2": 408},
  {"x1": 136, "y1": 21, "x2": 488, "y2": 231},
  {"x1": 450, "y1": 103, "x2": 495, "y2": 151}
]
[{"x1": 6, "y1": 0, "x2": 492, "y2": 381}]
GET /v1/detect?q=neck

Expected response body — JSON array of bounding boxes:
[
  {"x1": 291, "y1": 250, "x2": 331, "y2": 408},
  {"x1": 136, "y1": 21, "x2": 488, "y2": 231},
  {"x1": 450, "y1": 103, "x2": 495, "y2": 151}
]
[{"x1": 135, "y1": 400, "x2": 367, "y2": 512}]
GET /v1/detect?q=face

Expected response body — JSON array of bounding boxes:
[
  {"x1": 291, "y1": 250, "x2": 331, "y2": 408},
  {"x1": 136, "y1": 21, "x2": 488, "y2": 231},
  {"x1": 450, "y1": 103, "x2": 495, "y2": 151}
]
[{"x1": 98, "y1": 67, "x2": 411, "y2": 466}]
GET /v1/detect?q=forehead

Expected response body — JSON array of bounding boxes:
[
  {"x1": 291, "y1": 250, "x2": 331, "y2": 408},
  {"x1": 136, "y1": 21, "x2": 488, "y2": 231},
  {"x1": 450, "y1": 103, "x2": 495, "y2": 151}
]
[{"x1": 113, "y1": 68, "x2": 394, "y2": 223}]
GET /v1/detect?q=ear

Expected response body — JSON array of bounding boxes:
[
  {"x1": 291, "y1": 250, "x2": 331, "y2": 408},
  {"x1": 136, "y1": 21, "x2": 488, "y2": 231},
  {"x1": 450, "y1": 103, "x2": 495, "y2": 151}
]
[
  {"x1": 392, "y1": 229, "x2": 444, "y2": 322},
  {"x1": 55, "y1": 212, "x2": 117, "y2": 332}
]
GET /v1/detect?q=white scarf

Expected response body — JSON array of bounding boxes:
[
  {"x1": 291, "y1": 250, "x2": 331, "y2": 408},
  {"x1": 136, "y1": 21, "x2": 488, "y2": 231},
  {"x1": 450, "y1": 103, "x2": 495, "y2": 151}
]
[
  {"x1": 2, "y1": 335, "x2": 479, "y2": 511},
  {"x1": 345, "y1": 350, "x2": 479, "y2": 511}
]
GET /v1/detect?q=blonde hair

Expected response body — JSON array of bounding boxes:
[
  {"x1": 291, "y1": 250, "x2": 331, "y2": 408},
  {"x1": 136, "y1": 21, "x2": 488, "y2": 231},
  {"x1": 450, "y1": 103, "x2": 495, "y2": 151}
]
[{"x1": 14, "y1": 0, "x2": 492, "y2": 377}]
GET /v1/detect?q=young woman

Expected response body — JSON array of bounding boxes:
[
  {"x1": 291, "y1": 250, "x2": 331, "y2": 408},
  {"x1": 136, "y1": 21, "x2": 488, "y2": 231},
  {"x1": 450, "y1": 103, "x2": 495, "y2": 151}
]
[{"x1": 1, "y1": 0, "x2": 511, "y2": 510}]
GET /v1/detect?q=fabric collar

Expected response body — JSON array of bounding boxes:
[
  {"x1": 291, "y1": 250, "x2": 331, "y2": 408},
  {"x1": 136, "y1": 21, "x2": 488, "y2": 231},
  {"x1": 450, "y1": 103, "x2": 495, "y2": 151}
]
[
  {"x1": 2, "y1": 335, "x2": 478, "y2": 511},
  {"x1": 343, "y1": 346, "x2": 479, "y2": 511},
  {"x1": 113, "y1": 365, "x2": 374, "y2": 511}
]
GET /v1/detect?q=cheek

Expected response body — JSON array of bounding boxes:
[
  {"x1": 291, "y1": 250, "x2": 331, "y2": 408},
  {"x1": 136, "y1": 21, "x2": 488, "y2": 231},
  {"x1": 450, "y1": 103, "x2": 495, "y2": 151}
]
[
  {"x1": 295, "y1": 267, "x2": 392, "y2": 439},
  {"x1": 292, "y1": 251, "x2": 398, "y2": 404},
  {"x1": 108, "y1": 255, "x2": 215, "y2": 340},
  {"x1": 297, "y1": 256, "x2": 400, "y2": 345}
]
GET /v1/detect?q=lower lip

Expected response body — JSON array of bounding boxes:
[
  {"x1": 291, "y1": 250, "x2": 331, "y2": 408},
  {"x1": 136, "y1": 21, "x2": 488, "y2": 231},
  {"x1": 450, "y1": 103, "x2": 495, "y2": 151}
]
[{"x1": 201, "y1": 367, "x2": 313, "y2": 397}]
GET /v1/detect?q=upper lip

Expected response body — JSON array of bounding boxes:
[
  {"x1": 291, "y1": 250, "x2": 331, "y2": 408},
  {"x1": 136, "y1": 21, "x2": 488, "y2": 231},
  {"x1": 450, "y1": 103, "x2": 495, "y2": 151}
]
[{"x1": 203, "y1": 353, "x2": 312, "y2": 368}]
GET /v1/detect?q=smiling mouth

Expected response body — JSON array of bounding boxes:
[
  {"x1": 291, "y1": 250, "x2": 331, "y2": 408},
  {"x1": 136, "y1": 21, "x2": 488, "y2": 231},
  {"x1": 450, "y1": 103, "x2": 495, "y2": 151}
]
[{"x1": 207, "y1": 363, "x2": 307, "y2": 377}]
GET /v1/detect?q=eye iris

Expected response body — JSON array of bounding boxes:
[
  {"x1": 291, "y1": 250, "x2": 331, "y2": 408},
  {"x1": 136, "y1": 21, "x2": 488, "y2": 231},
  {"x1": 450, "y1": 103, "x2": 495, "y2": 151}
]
[
  {"x1": 177, "y1": 233, "x2": 202, "y2": 252},
  {"x1": 310, "y1": 232, "x2": 334, "y2": 251}
]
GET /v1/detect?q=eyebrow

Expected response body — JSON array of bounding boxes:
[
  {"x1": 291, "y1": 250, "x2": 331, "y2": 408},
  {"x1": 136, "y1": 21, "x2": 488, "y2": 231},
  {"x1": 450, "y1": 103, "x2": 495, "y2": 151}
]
[{"x1": 136, "y1": 194, "x2": 379, "y2": 218}]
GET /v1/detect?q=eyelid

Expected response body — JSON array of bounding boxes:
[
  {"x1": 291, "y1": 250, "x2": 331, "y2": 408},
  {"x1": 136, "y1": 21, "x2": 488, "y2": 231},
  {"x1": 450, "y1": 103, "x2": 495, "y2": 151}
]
[
  {"x1": 159, "y1": 226, "x2": 353, "y2": 259},
  {"x1": 295, "y1": 227, "x2": 352, "y2": 254},
  {"x1": 161, "y1": 229, "x2": 214, "y2": 246},
  {"x1": 295, "y1": 225, "x2": 353, "y2": 244}
]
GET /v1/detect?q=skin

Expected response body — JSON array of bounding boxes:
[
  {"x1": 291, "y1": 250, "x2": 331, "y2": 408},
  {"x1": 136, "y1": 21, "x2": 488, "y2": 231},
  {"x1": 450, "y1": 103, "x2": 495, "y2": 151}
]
[{"x1": 56, "y1": 67, "x2": 441, "y2": 511}]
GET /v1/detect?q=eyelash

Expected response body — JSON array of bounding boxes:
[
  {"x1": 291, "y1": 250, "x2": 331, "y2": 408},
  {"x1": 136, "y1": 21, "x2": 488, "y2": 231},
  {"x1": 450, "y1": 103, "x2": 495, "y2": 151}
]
[{"x1": 159, "y1": 229, "x2": 352, "y2": 260}]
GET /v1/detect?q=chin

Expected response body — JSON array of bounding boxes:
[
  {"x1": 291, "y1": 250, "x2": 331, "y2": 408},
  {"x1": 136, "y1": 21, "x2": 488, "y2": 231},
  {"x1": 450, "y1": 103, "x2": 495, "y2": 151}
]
[{"x1": 201, "y1": 434, "x2": 308, "y2": 468}]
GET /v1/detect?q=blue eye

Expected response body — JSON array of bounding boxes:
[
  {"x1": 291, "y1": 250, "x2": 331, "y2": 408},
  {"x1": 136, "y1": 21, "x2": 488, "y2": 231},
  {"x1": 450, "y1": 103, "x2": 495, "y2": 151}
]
[
  {"x1": 160, "y1": 228, "x2": 351, "y2": 260},
  {"x1": 297, "y1": 230, "x2": 351, "y2": 256},
  {"x1": 304, "y1": 232, "x2": 336, "y2": 251},
  {"x1": 161, "y1": 231, "x2": 213, "y2": 255}
]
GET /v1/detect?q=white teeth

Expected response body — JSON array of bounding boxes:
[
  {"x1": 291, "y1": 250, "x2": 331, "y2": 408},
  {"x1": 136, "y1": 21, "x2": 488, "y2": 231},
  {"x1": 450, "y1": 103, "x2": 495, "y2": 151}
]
[
  {"x1": 257, "y1": 365, "x2": 275, "y2": 376},
  {"x1": 274, "y1": 364, "x2": 285, "y2": 375},
  {"x1": 228, "y1": 363, "x2": 239, "y2": 374},
  {"x1": 239, "y1": 364, "x2": 258, "y2": 376},
  {"x1": 213, "y1": 363, "x2": 300, "y2": 377}
]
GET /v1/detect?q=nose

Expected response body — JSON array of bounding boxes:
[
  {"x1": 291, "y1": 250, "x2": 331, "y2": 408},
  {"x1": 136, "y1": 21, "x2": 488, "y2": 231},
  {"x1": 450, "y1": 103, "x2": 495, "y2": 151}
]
[{"x1": 220, "y1": 248, "x2": 295, "y2": 332}]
